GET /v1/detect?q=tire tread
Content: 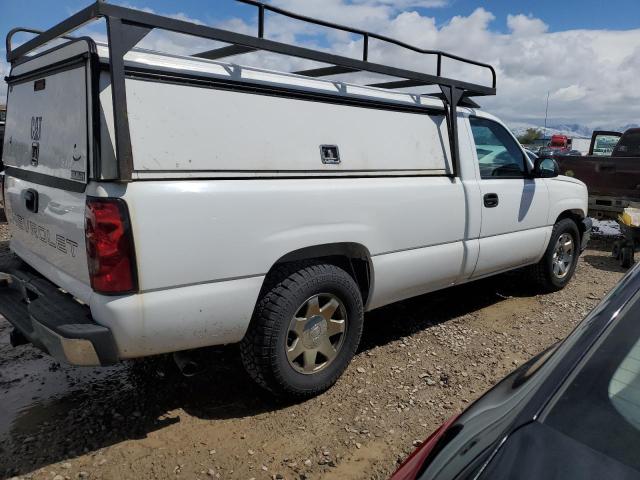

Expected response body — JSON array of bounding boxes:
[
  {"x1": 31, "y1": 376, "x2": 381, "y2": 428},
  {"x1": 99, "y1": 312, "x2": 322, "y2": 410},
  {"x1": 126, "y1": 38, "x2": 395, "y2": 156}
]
[
  {"x1": 240, "y1": 261, "x2": 363, "y2": 398},
  {"x1": 530, "y1": 218, "x2": 580, "y2": 292}
]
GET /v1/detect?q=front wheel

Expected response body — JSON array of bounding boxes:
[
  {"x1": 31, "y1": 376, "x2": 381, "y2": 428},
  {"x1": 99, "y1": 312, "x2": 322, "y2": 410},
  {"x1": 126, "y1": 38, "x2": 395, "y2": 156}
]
[
  {"x1": 240, "y1": 262, "x2": 364, "y2": 398},
  {"x1": 531, "y1": 218, "x2": 580, "y2": 292}
]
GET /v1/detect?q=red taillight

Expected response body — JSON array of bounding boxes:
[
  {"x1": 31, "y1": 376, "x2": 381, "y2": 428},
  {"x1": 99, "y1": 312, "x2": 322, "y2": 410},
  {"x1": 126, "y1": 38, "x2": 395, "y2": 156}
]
[
  {"x1": 390, "y1": 413, "x2": 461, "y2": 480},
  {"x1": 85, "y1": 197, "x2": 137, "y2": 294}
]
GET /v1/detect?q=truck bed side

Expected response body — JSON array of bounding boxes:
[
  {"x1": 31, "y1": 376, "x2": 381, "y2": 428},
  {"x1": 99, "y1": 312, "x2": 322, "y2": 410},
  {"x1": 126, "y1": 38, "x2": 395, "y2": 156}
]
[
  {"x1": 557, "y1": 155, "x2": 640, "y2": 217},
  {"x1": 557, "y1": 155, "x2": 640, "y2": 198}
]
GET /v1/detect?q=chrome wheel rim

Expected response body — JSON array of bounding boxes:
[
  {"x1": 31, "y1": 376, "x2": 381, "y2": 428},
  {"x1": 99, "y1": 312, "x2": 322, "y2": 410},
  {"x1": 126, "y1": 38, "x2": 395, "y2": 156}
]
[
  {"x1": 286, "y1": 293, "x2": 347, "y2": 375},
  {"x1": 552, "y1": 233, "x2": 575, "y2": 279}
]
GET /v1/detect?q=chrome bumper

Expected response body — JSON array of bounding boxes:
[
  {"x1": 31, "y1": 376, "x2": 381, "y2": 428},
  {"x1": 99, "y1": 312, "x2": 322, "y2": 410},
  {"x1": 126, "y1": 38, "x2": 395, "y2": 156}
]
[{"x1": 0, "y1": 254, "x2": 118, "y2": 366}]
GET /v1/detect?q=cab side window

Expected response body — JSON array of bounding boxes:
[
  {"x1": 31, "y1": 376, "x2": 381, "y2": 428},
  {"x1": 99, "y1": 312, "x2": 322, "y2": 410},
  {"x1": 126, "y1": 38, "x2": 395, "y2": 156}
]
[{"x1": 470, "y1": 117, "x2": 527, "y2": 179}]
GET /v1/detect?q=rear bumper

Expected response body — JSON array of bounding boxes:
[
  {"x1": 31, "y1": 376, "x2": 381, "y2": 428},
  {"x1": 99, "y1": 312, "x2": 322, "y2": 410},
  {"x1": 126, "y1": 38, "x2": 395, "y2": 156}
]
[
  {"x1": 588, "y1": 195, "x2": 639, "y2": 220},
  {"x1": 0, "y1": 254, "x2": 118, "y2": 366},
  {"x1": 581, "y1": 217, "x2": 593, "y2": 252}
]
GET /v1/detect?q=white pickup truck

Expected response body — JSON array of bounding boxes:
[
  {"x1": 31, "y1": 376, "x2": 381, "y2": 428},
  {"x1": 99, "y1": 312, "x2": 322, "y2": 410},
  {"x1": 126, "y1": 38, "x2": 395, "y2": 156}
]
[{"x1": 1, "y1": 1, "x2": 590, "y2": 397}]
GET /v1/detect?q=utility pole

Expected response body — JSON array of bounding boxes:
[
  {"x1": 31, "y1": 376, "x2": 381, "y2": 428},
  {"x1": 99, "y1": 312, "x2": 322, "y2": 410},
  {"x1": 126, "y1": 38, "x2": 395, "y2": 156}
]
[{"x1": 543, "y1": 90, "x2": 550, "y2": 142}]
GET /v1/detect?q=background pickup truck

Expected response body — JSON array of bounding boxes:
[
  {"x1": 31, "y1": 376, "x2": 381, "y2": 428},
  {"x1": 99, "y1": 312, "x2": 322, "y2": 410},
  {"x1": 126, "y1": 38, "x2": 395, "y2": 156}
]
[{"x1": 556, "y1": 129, "x2": 640, "y2": 219}]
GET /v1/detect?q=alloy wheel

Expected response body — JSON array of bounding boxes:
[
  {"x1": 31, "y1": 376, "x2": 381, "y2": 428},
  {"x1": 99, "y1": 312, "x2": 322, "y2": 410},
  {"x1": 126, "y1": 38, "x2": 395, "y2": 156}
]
[{"x1": 286, "y1": 293, "x2": 347, "y2": 374}]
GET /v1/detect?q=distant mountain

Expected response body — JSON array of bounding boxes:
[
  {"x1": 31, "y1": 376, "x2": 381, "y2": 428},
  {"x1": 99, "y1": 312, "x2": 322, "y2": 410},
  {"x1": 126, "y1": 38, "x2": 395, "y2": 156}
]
[
  {"x1": 510, "y1": 122, "x2": 640, "y2": 139},
  {"x1": 547, "y1": 123, "x2": 593, "y2": 138},
  {"x1": 510, "y1": 124, "x2": 591, "y2": 139}
]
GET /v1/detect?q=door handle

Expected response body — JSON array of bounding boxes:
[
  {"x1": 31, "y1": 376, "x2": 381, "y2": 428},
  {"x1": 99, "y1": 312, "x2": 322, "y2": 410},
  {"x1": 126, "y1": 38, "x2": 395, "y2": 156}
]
[
  {"x1": 24, "y1": 189, "x2": 39, "y2": 213},
  {"x1": 483, "y1": 193, "x2": 499, "y2": 208}
]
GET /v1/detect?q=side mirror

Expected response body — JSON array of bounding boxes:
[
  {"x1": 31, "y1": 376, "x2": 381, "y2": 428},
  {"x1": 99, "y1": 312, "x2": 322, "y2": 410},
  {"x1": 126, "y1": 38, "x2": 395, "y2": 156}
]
[{"x1": 534, "y1": 157, "x2": 559, "y2": 178}]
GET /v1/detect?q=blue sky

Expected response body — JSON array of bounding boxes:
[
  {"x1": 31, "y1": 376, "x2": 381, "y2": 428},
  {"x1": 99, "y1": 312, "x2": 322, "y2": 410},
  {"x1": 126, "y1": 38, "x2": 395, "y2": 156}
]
[
  {"x1": 432, "y1": 0, "x2": 640, "y2": 32},
  {"x1": 2, "y1": 0, "x2": 640, "y2": 43},
  {"x1": 2, "y1": 0, "x2": 640, "y2": 129}
]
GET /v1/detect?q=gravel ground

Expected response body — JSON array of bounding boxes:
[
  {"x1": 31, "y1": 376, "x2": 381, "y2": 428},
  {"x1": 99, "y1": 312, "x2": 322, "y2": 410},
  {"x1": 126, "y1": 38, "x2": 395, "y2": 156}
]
[{"x1": 0, "y1": 229, "x2": 628, "y2": 480}]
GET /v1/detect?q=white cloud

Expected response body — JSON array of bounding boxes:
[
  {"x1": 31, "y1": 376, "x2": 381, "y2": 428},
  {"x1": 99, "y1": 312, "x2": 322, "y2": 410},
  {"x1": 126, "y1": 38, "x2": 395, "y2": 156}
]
[
  {"x1": 255, "y1": 1, "x2": 640, "y2": 128},
  {"x1": 507, "y1": 14, "x2": 548, "y2": 36},
  {"x1": 262, "y1": 1, "x2": 636, "y2": 129},
  {"x1": 551, "y1": 84, "x2": 588, "y2": 102}
]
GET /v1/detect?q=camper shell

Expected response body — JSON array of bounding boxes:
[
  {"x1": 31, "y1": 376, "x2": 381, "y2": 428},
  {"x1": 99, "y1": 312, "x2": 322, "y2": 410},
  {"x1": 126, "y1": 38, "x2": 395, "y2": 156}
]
[{"x1": 5, "y1": 0, "x2": 496, "y2": 183}]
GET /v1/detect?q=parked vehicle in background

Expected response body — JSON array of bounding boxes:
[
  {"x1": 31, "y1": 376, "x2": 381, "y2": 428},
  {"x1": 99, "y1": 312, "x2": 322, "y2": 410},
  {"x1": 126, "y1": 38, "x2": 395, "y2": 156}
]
[
  {"x1": 524, "y1": 148, "x2": 538, "y2": 162},
  {"x1": 0, "y1": 1, "x2": 590, "y2": 398},
  {"x1": 569, "y1": 137, "x2": 591, "y2": 155},
  {"x1": 392, "y1": 263, "x2": 640, "y2": 480},
  {"x1": 557, "y1": 128, "x2": 640, "y2": 219},
  {"x1": 537, "y1": 146, "x2": 575, "y2": 158},
  {"x1": 549, "y1": 133, "x2": 570, "y2": 150},
  {"x1": 537, "y1": 146, "x2": 556, "y2": 157}
]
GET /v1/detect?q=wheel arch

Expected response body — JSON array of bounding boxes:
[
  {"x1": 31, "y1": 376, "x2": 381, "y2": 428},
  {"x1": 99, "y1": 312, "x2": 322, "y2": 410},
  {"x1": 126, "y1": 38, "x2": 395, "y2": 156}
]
[
  {"x1": 555, "y1": 209, "x2": 587, "y2": 242},
  {"x1": 263, "y1": 242, "x2": 374, "y2": 308}
]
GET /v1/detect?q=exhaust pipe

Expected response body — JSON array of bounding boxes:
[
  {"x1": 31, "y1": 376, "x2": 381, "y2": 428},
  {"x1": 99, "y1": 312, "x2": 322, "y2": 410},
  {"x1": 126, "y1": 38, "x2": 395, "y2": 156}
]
[
  {"x1": 173, "y1": 351, "x2": 202, "y2": 377},
  {"x1": 10, "y1": 328, "x2": 28, "y2": 347}
]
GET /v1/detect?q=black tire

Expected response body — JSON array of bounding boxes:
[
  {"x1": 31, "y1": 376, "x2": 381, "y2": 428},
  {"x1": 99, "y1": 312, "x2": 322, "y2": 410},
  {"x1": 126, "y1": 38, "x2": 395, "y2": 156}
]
[
  {"x1": 620, "y1": 247, "x2": 635, "y2": 268},
  {"x1": 612, "y1": 241, "x2": 622, "y2": 260},
  {"x1": 531, "y1": 218, "x2": 580, "y2": 292},
  {"x1": 240, "y1": 262, "x2": 364, "y2": 398}
]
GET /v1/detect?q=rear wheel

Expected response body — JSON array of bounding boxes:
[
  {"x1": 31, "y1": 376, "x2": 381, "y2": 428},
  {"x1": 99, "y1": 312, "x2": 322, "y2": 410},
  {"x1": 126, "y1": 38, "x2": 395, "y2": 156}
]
[
  {"x1": 240, "y1": 262, "x2": 364, "y2": 398},
  {"x1": 620, "y1": 247, "x2": 635, "y2": 268},
  {"x1": 612, "y1": 241, "x2": 622, "y2": 260},
  {"x1": 531, "y1": 218, "x2": 580, "y2": 292}
]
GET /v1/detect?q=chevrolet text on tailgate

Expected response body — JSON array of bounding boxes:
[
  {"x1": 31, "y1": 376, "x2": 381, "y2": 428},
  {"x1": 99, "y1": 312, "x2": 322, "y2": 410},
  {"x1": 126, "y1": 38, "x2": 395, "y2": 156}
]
[{"x1": 1, "y1": 1, "x2": 591, "y2": 398}]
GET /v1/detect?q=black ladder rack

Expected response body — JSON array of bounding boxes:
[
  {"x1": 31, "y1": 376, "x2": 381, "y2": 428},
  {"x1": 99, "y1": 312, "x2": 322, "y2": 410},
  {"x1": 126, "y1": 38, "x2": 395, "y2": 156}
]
[{"x1": 5, "y1": 0, "x2": 497, "y2": 181}]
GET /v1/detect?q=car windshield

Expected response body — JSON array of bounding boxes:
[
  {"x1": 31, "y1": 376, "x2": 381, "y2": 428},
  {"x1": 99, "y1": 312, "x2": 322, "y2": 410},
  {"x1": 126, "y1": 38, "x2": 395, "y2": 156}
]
[
  {"x1": 543, "y1": 289, "x2": 640, "y2": 470},
  {"x1": 538, "y1": 148, "x2": 557, "y2": 156}
]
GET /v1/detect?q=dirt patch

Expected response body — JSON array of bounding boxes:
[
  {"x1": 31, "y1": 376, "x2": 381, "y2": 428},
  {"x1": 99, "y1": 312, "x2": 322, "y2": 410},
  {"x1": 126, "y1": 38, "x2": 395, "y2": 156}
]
[{"x1": 0, "y1": 235, "x2": 627, "y2": 480}]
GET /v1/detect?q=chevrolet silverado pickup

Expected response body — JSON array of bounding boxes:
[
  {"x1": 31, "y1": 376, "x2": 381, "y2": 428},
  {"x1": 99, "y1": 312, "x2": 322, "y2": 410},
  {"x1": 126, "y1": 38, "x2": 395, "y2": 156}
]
[{"x1": 0, "y1": 1, "x2": 590, "y2": 397}]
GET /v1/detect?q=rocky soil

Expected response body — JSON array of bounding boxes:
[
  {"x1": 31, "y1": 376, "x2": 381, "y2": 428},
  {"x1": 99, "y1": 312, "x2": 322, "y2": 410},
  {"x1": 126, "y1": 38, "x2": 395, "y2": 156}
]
[{"x1": 0, "y1": 232, "x2": 628, "y2": 480}]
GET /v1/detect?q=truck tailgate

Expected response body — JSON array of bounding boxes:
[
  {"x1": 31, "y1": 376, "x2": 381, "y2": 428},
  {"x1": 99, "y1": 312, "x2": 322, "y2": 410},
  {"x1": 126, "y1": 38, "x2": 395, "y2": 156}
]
[{"x1": 2, "y1": 40, "x2": 95, "y2": 296}]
